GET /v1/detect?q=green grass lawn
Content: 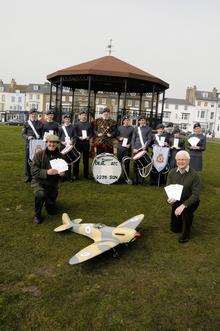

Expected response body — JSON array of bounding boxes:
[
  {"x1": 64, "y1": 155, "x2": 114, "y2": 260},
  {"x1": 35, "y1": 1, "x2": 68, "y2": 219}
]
[{"x1": 0, "y1": 126, "x2": 219, "y2": 331}]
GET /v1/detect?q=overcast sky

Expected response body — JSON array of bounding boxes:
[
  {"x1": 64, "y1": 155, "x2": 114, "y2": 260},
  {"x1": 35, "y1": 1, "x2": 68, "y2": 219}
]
[{"x1": 0, "y1": 0, "x2": 219, "y2": 97}]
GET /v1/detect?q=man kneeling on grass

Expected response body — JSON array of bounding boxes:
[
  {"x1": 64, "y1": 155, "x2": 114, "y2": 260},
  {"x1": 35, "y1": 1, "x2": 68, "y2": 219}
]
[
  {"x1": 166, "y1": 150, "x2": 201, "y2": 243},
  {"x1": 31, "y1": 134, "x2": 66, "y2": 224}
]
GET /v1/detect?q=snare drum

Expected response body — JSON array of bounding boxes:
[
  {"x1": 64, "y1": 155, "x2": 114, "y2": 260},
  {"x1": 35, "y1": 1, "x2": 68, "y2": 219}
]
[
  {"x1": 133, "y1": 150, "x2": 151, "y2": 169},
  {"x1": 61, "y1": 145, "x2": 80, "y2": 164},
  {"x1": 92, "y1": 153, "x2": 122, "y2": 185}
]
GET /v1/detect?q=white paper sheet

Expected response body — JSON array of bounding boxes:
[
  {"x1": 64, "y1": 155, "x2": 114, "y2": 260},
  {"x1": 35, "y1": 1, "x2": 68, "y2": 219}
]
[
  {"x1": 50, "y1": 158, "x2": 68, "y2": 173},
  {"x1": 173, "y1": 138, "x2": 179, "y2": 149},
  {"x1": 164, "y1": 184, "x2": 183, "y2": 201},
  {"x1": 156, "y1": 135, "x2": 165, "y2": 147},
  {"x1": 188, "y1": 136, "x2": 200, "y2": 147},
  {"x1": 82, "y1": 130, "x2": 87, "y2": 139},
  {"x1": 122, "y1": 138, "x2": 128, "y2": 147}
]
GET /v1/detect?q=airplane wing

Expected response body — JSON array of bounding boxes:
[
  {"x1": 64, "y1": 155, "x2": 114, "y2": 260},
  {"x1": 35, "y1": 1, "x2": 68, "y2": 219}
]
[
  {"x1": 69, "y1": 241, "x2": 119, "y2": 265},
  {"x1": 117, "y1": 214, "x2": 144, "y2": 229}
]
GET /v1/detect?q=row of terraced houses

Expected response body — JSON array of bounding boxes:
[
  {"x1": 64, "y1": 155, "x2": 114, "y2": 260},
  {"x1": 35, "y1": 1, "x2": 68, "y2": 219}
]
[{"x1": 0, "y1": 79, "x2": 220, "y2": 137}]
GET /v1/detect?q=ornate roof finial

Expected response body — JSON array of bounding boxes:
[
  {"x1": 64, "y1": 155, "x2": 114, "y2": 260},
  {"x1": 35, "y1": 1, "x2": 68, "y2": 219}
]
[{"x1": 106, "y1": 39, "x2": 113, "y2": 56}]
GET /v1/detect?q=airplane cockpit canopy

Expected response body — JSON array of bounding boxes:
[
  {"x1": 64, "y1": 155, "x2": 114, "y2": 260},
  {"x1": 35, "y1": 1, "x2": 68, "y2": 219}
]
[{"x1": 93, "y1": 223, "x2": 106, "y2": 229}]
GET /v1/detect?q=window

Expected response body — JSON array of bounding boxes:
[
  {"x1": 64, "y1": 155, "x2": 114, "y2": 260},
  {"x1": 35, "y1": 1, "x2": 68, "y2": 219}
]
[
  {"x1": 218, "y1": 104, "x2": 220, "y2": 108},
  {"x1": 200, "y1": 111, "x2": 205, "y2": 119},
  {"x1": 127, "y1": 100, "x2": 132, "y2": 107},
  {"x1": 0, "y1": 86, "x2": 4, "y2": 92},
  {"x1": 163, "y1": 112, "x2": 171, "y2": 119},
  {"x1": 145, "y1": 101, "x2": 149, "y2": 108},
  {"x1": 11, "y1": 96, "x2": 15, "y2": 102},
  {"x1": 119, "y1": 100, "x2": 123, "y2": 107},
  {"x1": 62, "y1": 96, "x2": 66, "y2": 102},
  {"x1": 69, "y1": 96, "x2": 72, "y2": 102},
  {"x1": 202, "y1": 92, "x2": 208, "y2": 98},
  {"x1": 18, "y1": 97, "x2": 22, "y2": 103},
  {"x1": 197, "y1": 111, "x2": 200, "y2": 118},
  {"x1": 2, "y1": 95, "x2": 5, "y2": 102},
  {"x1": 184, "y1": 105, "x2": 188, "y2": 110},
  {"x1": 217, "y1": 125, "x2": 219, "y2": 131},
  {"x1": 211, "y1": 104, "x2": 214, "y2": 108},
  {"x1": 111, "y1": 99, "x2": 116, "y2": 106},
  {"x1": 33, "y1": 85, "x2": 38, "y2": 91},
  {"x1": 181, "y1": 124, "x2": 187, "y2": 130},
  {"x1": 182, "y1": 113, "x2": 189, "y2": 120},
  {"x1": 135, "y1": 100, "x2": 139, "y2": 108},
  {"x1": 29, "y1": 94, "x2": 33, "y2": 100},
  {"x1": 36, "y1": 94, "x2": 40, "y2": 100},
  {"x1": 165, "y1": 103, "x2": 169, "y2": 109},
  {"x1": 210, "y1": 112, "x2": 214, "y2": 119},
  {"x1": 197, "y1": 101, "x2": 201, "y2": 106},
  {"x1": 204, "y1": 102, "x2": 208, "y2": 107},
  {"x1": 175, "y1": 104, "x2": 178, "y2": 110},
  {"x1": 101, "y1": 98, "x2": 106, "y2": 105}
]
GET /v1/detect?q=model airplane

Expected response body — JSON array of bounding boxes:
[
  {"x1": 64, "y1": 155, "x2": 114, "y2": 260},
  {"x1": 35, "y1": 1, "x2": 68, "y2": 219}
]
[{"x1": 54, "y1": 213, "x2": 144, "y2": 265}]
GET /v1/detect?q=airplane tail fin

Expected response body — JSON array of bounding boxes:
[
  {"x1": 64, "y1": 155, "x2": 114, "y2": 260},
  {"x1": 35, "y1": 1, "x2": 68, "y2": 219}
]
[
  {"x1": 54, "y1": 213, "x2": 74, "y2": 232},
  {"x1": 54, "y1": 213, "x2": 83, "y2": 232}
]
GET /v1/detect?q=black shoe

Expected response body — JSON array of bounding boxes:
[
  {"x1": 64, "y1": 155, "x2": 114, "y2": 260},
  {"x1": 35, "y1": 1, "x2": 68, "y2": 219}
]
[
  {"x1": 71, "y1": 176, "x2": 79, "y2": 181},
  {"x1": 34, "y1": 216, "x2": 42, "y2": 224},
  {"x1": 25, "y1": 177, "x2": 31, "y2": 183},
  {"x1": 178, "y1": 236, "x2": 189, "y2": 243},
  {"x1": 84, "y1": 175, "x2": 93, "y2": 180}
]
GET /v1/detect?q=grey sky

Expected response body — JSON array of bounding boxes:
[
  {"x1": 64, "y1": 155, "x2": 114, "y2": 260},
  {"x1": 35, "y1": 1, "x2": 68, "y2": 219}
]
[{"x1": 0, "y1": 0, "x2": 219, "y2": 97}]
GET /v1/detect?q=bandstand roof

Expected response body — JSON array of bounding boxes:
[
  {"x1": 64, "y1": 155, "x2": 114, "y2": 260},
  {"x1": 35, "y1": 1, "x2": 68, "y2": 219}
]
[{"x1": 47, "y1": 55, "x2": 169, "y2": 93}]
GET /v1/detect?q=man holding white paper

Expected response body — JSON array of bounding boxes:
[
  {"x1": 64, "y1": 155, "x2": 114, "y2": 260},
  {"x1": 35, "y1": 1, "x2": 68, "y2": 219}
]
[
  {"x1": 169, "y1": 128, "x2": 186, "y2": 168},
  {"x1": 31, "y1": 134, "x2": 66, "y2": 224},
  {"x1": 188, "y1": 122, "x2": 206, "y2": 171},
  {"x1": 73, "y1": 108, "x2": 93, "y2": 179},
  {"x1": 116, "y1": 115, "x2": 134, "y2": 181},
  {"x1": 42, "y1": 108, "x2": 59, "y2": 141},
  {"x1": 166, "y1": 150, "x2": 201, "y2": 243}
]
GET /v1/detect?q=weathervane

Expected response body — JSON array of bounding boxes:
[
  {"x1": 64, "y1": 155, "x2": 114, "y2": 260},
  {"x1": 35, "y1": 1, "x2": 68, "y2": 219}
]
[{"x1": 106, "y1": 39, "x2": 113, "y2": 55}]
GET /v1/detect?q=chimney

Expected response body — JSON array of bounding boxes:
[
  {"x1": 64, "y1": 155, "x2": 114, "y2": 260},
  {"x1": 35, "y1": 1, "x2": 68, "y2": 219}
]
[
  {"x1": 11, "y1": 78, "x2": 16, "y2": 89},
  {"x1": 213, "y1": 87, "x2": 217, "y2": 97},
  {"x1": 185, "y1": 85, "x2": 196, "y2": 105}
]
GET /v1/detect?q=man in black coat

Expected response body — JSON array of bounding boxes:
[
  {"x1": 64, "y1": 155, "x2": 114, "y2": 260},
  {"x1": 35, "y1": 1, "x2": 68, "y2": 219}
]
[
  {"x1": 22, "y1": 108, "x2": 43, "y2": 182},
  {"x1": 73, "y1": 108, "x2": 94, "y2": 179},
  {"x1": 131, "y1": 115, "x2": 152, "y2": 185},
  {"x1": 116, "y1": 115, "x2": 134, "y2": 182},
  {"x1": 42, "y1": 108, "x2": 59, "y2": 139}
]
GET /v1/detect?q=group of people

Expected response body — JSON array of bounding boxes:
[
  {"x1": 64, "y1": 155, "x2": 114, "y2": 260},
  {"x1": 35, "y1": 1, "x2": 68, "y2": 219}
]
[{"x1": 22, "y1": 106, "x2": 206, "y2": 244}]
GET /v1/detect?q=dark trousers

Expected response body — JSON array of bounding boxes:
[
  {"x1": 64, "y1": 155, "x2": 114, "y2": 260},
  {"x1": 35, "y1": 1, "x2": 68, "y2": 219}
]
[
  {"x1": 150, "y1": 167, "x2": 167, "y2": 186},
  {"x1": 133, "y1": 162, "x2": 144, "y2": 185},
  {"x1": 170, "y1": 200, "x2": 200, "y2": 238},
  {"x1": 35, "y1": 186, "x2": 58, "y2": 218},
  {"x1": 25, "y1": 145, "x2": 31, "y2": 181},
  {"x1": 73, "y1": 143, "x2": 90, "y2": 178},
  {"x1": 118, "y1": 147, "x2": 131, "y2": 180}
]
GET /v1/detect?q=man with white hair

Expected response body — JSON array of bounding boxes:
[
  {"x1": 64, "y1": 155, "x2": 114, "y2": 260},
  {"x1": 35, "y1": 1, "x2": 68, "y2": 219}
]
[{"x1": 166, "y1": 150, "x2": 201, "y2": 243}]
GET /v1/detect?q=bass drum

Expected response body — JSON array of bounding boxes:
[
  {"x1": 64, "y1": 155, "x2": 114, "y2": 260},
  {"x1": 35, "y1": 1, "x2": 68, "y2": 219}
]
[{"x1": 92, "y1": 153, "x2": 122, "y2": 185}]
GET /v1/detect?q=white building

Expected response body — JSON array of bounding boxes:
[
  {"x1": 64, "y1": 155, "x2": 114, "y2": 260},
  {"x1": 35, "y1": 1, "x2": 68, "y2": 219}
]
[
  {"x1": 0, "y1": 79, "x2": 26, "y2": 122},
  {"x1": 158, "y1": 86, "x2": 220, "y2": 137}
]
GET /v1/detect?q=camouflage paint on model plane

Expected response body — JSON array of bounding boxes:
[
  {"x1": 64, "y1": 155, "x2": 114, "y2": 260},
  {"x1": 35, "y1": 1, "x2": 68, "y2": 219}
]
[{"x1": 54, "y1": 213, "x2": 144, "y2": 265}]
